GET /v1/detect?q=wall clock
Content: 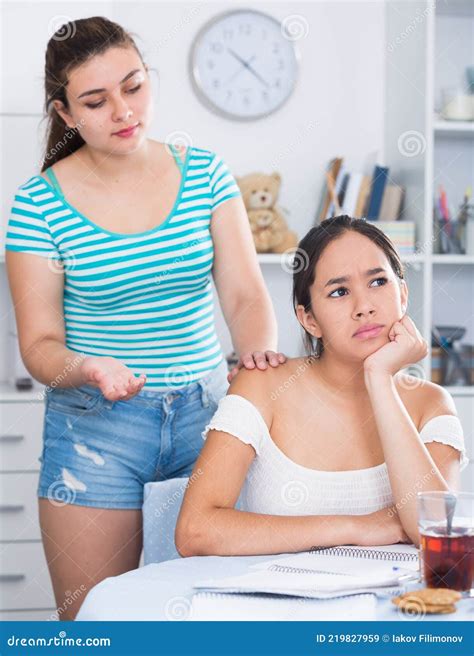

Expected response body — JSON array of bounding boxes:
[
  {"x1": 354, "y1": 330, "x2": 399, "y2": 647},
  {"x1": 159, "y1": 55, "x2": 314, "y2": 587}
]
[{"x1": 189, "y1": 9, "x2": 300, "y2": 121}]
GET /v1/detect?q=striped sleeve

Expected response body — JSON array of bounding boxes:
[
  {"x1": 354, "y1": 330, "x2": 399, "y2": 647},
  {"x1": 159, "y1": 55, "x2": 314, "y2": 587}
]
[
  {"x1": 5, "y1": 179, "x2": 60, "y2": 260},
  {"x1": 209, "y1": 152, "x2": 242, "y2": 212}
]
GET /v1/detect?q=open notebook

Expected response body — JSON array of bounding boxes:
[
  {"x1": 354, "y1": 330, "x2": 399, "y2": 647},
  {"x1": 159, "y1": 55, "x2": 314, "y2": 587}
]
[
  {"x1": 194, "y1": 544, "x2": 420, "y2": 600},
  {"x1": 190, "y1": 591, "x2": 377, "y2": 621}
]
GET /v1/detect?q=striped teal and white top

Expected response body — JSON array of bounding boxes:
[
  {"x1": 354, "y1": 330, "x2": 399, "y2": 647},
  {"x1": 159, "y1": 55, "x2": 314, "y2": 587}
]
[{"x1": 5, "y1": 145, "x2": 242, "y2": 389}]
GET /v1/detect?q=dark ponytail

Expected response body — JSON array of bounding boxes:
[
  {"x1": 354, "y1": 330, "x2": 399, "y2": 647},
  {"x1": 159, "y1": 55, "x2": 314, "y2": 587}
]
[{"x1": 41, "y1": 16, "x2": 144, "y2": 172}]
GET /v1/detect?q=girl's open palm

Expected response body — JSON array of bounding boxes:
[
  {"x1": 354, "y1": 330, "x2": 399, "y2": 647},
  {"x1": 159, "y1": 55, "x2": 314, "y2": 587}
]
[{"x1": 81, "y1": 356, "x2": 146, "y2": 401}]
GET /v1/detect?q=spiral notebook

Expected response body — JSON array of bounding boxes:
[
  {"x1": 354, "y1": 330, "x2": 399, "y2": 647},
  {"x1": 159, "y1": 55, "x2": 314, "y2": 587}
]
[
  {"x1": 194, "y1": 544, "x2": 419, "y2": 600},
  {"x1": 190, "y1": 591, "x2": 377, "y2": 621}
]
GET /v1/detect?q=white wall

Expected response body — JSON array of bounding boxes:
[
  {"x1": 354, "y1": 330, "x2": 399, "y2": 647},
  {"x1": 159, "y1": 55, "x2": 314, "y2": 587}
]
[{"x1": 0, "y1": 1, "x2": 386, "y2": 378}]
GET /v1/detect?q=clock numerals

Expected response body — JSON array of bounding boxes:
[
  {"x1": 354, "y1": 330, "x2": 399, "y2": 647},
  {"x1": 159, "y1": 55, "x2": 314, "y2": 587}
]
[
  {"x1": 262, "y1": 91, "x2": 269, "y2": 103},
  {"x1": 273, "y1": 78, "x2": 282, "y2": 89},
  {"x1": 210, "y1": 42, "x2": 223, "y2": 54},
  {"x1": 272, "y1": 43, "x2": 280, "y2": 54},
  {"x1": 278, "y1": 59, "x2": 285, "y2": 71},
  {"x1": 222, "y1": 28, "x2": 233, "y2": 40},
  {"x1": 238, "y1": 22, "x2": 252, "y2": 36},
  {"x1": 212, "y1": 79, "x2": 220, "y2": 89},
  {"x1": 207, "y1": 59, "x2": 215, "y2": 70}
]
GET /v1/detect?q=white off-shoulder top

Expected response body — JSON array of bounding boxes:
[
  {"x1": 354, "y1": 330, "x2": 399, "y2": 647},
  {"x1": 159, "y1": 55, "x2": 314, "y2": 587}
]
[{"x1": 202, "y1": 394, "x2": 469, "y2": 516}]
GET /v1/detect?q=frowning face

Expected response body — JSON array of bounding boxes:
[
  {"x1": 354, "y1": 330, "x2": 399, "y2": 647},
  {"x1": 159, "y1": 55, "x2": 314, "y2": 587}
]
[
  {"x1": 53, "y1": 46, "x2": 153, "y2": 156},
  {"x1": 297, "y1": 231, "x2": 408, "y2": 361}
]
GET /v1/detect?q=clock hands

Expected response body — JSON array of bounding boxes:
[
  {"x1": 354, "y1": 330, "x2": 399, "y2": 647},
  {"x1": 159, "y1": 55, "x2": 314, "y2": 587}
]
[
  {"x1": 226, "y1": 47, "x2": 269, "y2": 88},
  {"x1": 226, "y1": 54, "x2": 256, "y2": 84}
]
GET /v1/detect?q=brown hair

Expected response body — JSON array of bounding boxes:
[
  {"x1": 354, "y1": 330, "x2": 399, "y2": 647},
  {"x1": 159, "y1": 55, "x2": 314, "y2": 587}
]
[
  {"x1": 41, "y1": 16, "x2": 145, "y2": 172},
  {"x1": 292, "y1": 215, "x2": 405, "y2": 357}
]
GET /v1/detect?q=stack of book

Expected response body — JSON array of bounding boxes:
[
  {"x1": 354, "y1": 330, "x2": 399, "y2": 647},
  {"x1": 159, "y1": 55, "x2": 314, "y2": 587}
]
[{"x1": 317, "y1": 157, "x2": 415, "y2": 255}]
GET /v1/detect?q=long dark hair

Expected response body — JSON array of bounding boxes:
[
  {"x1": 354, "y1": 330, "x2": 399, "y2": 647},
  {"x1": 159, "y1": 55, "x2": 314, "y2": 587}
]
[
  {"x1": 41, "y1": 16, "x2": 144, "y2": 172},
  {"x1": 292, "y1": 215, "x2": 405, "y2": 357}
]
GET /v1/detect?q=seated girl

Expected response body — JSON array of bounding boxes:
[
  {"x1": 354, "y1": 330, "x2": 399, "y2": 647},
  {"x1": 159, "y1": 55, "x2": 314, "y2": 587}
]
[{"x1": 175, "y1": 215, "x2": 468, "y2": 555}]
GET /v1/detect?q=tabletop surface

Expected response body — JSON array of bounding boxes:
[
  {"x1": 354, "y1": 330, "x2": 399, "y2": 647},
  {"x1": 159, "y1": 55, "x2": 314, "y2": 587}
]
[{"x1": 76, "y1": 553, "x2": 474, "y2": 622}]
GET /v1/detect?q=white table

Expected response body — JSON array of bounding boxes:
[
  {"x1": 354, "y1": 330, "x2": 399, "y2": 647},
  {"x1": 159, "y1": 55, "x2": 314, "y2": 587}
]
[{"x1": 76, "y1": 554, "x2": 474, "y2": 622}]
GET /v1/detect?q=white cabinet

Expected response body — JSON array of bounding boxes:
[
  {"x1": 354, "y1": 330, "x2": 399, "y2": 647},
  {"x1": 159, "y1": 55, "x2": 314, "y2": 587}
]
[{"x1": 0, "y1": 390, "x2": 56, "y2": 618}]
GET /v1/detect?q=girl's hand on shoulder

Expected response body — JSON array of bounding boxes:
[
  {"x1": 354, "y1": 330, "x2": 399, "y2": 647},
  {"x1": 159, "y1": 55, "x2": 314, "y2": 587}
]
[
  {"x1": 363, "y1": 314, "x2": 428, "y2": 378},
  {"x1": 227, "y1": 350, "x2": 287, "y2": 383},
  {"x1": 81, "y1": 356, "x2": 146, "y2": 401}
]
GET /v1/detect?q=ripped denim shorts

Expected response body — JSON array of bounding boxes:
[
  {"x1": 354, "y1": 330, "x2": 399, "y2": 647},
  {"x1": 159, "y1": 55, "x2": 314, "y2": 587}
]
[{"x1": 37, "y1": 358, "x2": 229, "y2": 509}]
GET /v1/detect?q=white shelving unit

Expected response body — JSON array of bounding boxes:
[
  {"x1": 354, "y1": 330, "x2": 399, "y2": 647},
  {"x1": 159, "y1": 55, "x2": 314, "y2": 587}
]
[
  {"x1": 385, "y1": 0, "x2": 473, "y2": 394},
  {"x1": 385, "y1": 0, "x2": 473, "y2": 491},
  {"x1": 434, "y1": 119, "x2": 474, "y2": 137}
]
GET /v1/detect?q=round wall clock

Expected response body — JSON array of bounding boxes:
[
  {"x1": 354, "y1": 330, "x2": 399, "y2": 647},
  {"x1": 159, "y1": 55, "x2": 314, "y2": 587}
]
[{"x1": 189, "y1": 9, "x2": 300, "y2": 121}]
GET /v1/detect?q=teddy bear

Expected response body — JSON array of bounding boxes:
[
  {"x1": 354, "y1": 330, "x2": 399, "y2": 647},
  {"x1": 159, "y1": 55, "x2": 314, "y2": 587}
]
[{"x1": 236, "y1": 172, "x2": 298, "y2": 254}]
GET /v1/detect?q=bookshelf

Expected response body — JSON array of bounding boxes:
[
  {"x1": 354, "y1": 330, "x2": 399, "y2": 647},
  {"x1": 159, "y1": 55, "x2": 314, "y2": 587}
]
[{"x1": 385, "y1": 0, "x2": 473, "y2": 397}]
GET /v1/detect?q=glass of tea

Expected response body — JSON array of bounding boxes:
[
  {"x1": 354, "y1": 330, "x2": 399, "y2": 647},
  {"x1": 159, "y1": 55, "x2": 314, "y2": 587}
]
[{"x1": 417, "y1": 491, "x2": 474, "y2": 593}]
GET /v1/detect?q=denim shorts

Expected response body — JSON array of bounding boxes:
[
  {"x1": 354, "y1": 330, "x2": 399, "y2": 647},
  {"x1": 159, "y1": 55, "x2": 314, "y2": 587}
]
[{"x1": 37, "y1": 358, "x2": 229, "y2": 509}]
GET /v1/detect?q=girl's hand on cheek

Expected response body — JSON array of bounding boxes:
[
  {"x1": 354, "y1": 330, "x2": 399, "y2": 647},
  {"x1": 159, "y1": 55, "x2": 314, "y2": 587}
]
[{"x1": 363, "y1": 314, "x2": 428, "y2": 377}]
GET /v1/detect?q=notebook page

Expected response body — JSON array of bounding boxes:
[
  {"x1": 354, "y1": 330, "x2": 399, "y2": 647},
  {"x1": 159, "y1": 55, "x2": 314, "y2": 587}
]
[
  {"x1": 194, "y1": 566, "x2": 412, "y2": 598},
  {"x1": 190, "y1": 591, "x2": 377, "y2": 621}
]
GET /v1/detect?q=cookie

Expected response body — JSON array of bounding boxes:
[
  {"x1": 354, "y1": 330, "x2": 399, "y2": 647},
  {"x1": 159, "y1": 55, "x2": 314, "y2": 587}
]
[
  {"x1": 403, "y1": 588, "x2": 461, "y2": 604},
  {"x1": 392, "y1": 597, "x2": 456, "y2": 614},
  {"x1": 392, "y1": 588, "x2": 461, "y2": 615}
]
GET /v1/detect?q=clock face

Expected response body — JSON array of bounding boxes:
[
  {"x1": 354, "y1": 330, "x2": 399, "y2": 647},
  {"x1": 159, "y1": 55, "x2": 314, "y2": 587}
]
[{"x1": 190, "y1": 9, "x2": 299, "y2": 121}]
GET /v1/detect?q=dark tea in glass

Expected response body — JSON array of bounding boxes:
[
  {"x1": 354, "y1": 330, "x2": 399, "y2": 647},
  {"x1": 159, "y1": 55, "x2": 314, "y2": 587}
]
[
  {"x1": 420, "y1": 525, "x2": 474, "y2": 591},
  {"x1": 418, "y1": 491, "x2": 474, "y2": 593}
]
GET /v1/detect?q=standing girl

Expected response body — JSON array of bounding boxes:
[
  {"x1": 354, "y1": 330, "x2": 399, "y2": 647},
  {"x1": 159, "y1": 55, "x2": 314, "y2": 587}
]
[{"x1": 5, "y1": 16, "x2": 285, "y2": 619}]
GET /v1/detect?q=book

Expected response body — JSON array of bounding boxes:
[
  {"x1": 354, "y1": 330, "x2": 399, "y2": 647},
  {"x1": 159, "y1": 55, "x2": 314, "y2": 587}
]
[
  {"x1": 354, "y1": 175, "x2": 371, "y2": 218},
  {"x1": 318, "y1": 157, "x2": 343, "y2": 221},
  {"x1": 342, "y1": 172, "x2": 364, "y2": 216},
  {"x1": 366, "y1": 165, "x2": 389, "y2": 220},
  {"x1": 327, "y1": 165, "x2": 347, "y2": 218},
  {"x1": 379, "y1": 184, "x2": 405, "y2": 221},
  {"x1": 367, "y1": 220, "x2": 415, "y2": 254}
]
